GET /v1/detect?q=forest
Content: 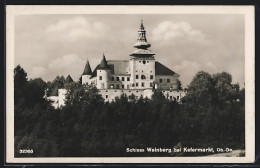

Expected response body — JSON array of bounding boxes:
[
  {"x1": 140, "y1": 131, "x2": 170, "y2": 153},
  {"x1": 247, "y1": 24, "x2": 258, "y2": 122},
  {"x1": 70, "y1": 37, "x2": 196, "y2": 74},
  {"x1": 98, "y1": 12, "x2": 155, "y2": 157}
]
[{"x1": 14, "y1": 65, "x2": 245, "y2": 157}]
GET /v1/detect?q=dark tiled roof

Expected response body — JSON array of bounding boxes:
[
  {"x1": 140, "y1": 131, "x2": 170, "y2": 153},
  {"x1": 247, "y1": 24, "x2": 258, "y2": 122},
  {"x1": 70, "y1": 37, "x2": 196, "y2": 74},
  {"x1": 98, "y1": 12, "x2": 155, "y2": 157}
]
[
  {"x1": 91, "y1": 64, "x2": 113, "y2": 78},
  {"x1": 50, "y1": 85, "x2": 59, "y2": 96},
  {"x1": 91, "y1": 60, "x2": 178, "y2": 78},
  {"x1": 65, "y1": 75, "x2": 73, "y2": 83},
  {"x1": 83, "y1": 60, "x2": 92, "y2": 75},
  {"x1": 155, "y1": 61, "x2": 178, "y2": 76},
  {"x1": 91, "y1": 64, "x2": 100, "y2": 78},
  {"x1": 98, "y1": 54, "x2": 109, "y2": 70}
]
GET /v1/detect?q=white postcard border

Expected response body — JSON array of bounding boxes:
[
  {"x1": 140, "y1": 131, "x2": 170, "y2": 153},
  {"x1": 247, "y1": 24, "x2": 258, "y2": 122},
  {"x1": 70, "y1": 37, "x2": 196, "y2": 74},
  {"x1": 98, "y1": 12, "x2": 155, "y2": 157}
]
[{"x1": 6, "y1": 5, "x2": 255, "y2": 163}]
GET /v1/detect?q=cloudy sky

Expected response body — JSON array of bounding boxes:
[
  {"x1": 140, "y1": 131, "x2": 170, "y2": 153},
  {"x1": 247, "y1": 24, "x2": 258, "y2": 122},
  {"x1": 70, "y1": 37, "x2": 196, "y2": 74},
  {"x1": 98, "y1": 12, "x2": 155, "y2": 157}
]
[{"x1": 14, "y1": 14, "x2": 244, "y2": 87}]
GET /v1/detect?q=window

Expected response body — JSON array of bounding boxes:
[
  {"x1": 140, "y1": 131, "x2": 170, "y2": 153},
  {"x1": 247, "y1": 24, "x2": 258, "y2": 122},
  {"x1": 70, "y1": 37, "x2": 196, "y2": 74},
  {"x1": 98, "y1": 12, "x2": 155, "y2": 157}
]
[
  {"x1": 101, "y1": 83, "x2": 104, "y2": 89},
  {"x1": 122, "y1": 84, "x2": 124, "y2": 89},
  {"x1": 122, "y1": 77, "x2": 125, "y2": 81},
  {"x1": 141, "y1": 75, "x2": 146, "y2": 79},
  {"x1": 170, "y1": 96, "x2": 172, "y2": 99},
  {"x1": 111, "y1": 77, "x2": 114, "y2": 81},
  {"x1": 150, "y1": 75, "x2": 153, "y2": 79},
  {"x1": 136, "y1": 75, "x2": 139, "y2": 79},
  {"x1": 150, "y1": 82, "x2": 153, "y2": 87},
  {"x1": 127, "y1": 77, "x2": 130, "y2": 81},
  {"x1": 167, "y1": 79, "x2": 170, "y2": 83},
  {"x1": 116, "y1": 77, "x2": 119, "y2": 81},
  {"x1": 136, "y1": 82, "x2": 139, "y2": 87},
  {"x1": 99, "y1": 76, "x2": 102, "y2": 80},
  {"x1": 160, "y1": 79, "x2": 163, "y2": 83},
  {"x1": 110, "y1": 84, "x2": 114, "y2": 89},
  {"x1": 127, "y1": 85, "x2": 130, "y2": 89},
  {"x1": 116, "y1": 84, "x2": 120, "y2": 89},
  {"x1": 106, "y1": 95, "x2": 108, "y2": 99},
  {"x1": 141, "y1": 82, "x2": 145, "y2": 87},
  {"x1": 177, "y1": 96, "x2": 180, "y2": 100}
]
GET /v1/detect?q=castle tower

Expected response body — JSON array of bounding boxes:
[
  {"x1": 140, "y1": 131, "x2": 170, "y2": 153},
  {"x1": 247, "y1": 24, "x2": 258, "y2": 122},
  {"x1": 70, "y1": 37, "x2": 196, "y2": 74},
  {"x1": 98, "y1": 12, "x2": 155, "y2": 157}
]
[
  {"x1": 82, "y1": 59, "x2": 92, "y2": 85},
  {"x1": 130, "y1": 20, "x2": 155, "y2": 89},
  {"x1": 97, "y1": 54, "x2": 111, "y2": 89}
]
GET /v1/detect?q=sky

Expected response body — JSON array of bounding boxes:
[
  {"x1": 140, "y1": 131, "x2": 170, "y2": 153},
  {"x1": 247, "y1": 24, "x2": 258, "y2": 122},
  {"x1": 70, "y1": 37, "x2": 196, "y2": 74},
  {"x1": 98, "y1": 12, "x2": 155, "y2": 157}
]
[{"x1": 14, "y1": 14, "x2": 245, "y2": 88}]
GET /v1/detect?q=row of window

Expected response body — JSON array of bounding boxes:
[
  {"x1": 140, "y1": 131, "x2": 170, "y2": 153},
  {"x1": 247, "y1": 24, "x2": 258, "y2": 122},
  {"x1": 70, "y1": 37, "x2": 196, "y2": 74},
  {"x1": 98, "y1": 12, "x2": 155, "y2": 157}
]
[
  {"x1": 99, "y1": 75, "x2": 171, "y2": 83},
  {"x1": 105, "y1": 95, "x2": 140, "y2": 99},
  {"x1": 160, "y1": 78, "x2": 171, "y2": 83},
  {"x1": 105, "y1": 95, "x2": 180, "y2": 100},
  {"x1": 110, "y1": 76, "x2": 130, "y2": 81},
  {"x1": 109, "y1": 82, "x2": 154, "y2": 89},
  {"x1": 136, "y1": 75, "x2": 153, "y2": 80}
]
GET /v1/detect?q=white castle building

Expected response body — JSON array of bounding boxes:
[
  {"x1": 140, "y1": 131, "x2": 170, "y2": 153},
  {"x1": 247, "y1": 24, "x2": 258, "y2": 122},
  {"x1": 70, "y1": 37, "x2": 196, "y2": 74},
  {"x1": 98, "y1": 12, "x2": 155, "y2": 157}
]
[{"x1": 48, "y1": 21, "x2": 186, "y2": 108}]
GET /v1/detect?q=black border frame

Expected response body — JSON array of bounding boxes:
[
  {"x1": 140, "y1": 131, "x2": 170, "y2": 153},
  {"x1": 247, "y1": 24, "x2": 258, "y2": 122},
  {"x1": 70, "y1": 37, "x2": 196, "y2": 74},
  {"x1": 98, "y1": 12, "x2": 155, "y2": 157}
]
[{"x1": 1, "y1": 0, "x2": 259, "y2": 167}]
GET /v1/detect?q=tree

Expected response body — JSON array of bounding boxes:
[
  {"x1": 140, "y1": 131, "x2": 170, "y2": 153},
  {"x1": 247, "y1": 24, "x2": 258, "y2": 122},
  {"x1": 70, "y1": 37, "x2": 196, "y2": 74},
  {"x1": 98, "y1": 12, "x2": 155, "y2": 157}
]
[
  {"x1": 14, "y1": 65, "x2": 28, "y2": 105},
  {"x1": 151, "y1": 89, "x2": 167, "y2": 103},
  {"x1": 177, "y1": 79, "x2": 183, "y2": 90},
  {"x1": 46, "y1": 76, "x2": 65, "y2": 96},
  {"x1": 184, "y1": 71, "x2": 215, "y2": 107},
  {"x1": 212, "y1": 72, "x2": 238, "y2": 106},
  {"x1": 26, "y1": 78, "x2": 47, "y2": 107},
  {"x1": 65, "y1": 83, "x2": 104, "y2": 108}
]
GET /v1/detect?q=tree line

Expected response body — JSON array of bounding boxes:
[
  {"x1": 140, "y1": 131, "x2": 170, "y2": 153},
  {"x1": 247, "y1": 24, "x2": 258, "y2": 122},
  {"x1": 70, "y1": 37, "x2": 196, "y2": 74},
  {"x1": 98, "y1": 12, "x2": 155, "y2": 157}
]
[{"x1": 14, "y1": 65, "x2": 245, "y2": 157}]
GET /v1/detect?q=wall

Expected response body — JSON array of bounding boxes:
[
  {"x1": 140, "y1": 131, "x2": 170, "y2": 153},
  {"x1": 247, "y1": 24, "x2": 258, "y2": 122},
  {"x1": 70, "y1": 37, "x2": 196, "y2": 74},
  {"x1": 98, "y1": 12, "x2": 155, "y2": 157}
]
[
  {"x1": 97, "y1": 70, "x2": 110, "y2": 89},
  {"x1": 155, "y1": 74, "x2": 179, "y2": 90},
  {"x1": 99, "y1": 89, "x2": 186, "y2": 103},
  {"x1": 58, "y1": 89, "x2": 67, "y2": 108},
  {"x1": 47, "y1": 96, "x2": 59, "y2": 109},
  {"x1": 130, "y1": 57, "x2": 155, "y2": 89}
]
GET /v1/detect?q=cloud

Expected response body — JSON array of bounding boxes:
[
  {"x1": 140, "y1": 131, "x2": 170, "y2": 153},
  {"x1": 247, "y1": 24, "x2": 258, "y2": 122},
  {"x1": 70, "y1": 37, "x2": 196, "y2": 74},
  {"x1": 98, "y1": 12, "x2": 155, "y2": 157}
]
[
  {"x1": 49, "y1": 54, "x2": 86, "y2": 80},
  {"x1": 152, "y1": 21, "x2": 208, "y2": 43},
  {"x1": 30, "y1": 66, "x2": 46, "y2": 79},
  {"x1": 174, "y1": 60, "x2": 217, "y2": 87},
  {"x1": 45, "y1": 16, "x2": 109, "y2": 41}
]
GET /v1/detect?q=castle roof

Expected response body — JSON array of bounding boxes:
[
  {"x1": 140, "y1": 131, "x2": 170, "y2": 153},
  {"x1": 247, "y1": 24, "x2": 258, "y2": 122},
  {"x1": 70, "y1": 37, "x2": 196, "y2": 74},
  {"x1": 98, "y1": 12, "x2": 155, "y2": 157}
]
[
  {"x1": 155, "y1": 62, "x2": 179, "y2": 76},
  {"x1": 65, "y1": 75, "x2": 73, "y2": 83},
  {"x1": 90, "y1": 60, "x2": 178, "y2": 78},
  {"x1": 98, "y1": 54, "x2": 110, "y2": 70},
  {"x1": 83, "y1": 60, "x2": 92, "y2": 75},
  {"x1": 50, "y1": 85, "x2": 59, "y2": 96}
]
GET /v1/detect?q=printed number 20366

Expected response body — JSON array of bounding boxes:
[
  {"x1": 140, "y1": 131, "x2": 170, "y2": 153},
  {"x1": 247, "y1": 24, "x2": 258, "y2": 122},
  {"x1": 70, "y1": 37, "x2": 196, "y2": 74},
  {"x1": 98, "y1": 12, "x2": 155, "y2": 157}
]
[{"x1": 19, "y1": 149, "x2": 33, "y2": 153}]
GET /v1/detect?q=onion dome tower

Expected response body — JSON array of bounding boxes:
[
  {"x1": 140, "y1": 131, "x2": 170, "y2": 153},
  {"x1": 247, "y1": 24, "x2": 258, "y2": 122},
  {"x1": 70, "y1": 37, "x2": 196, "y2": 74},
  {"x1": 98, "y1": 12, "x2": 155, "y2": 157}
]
[{"x1": 130, "y1": 20, "x2": 155, "y2": 58}]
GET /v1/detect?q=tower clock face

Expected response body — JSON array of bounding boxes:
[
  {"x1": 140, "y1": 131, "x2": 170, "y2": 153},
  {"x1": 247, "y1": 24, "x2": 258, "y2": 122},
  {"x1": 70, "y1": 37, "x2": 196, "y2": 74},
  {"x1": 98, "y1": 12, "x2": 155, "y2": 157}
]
[{"x1": 143, "y1": 60, "x2": 146, "y2": 64}]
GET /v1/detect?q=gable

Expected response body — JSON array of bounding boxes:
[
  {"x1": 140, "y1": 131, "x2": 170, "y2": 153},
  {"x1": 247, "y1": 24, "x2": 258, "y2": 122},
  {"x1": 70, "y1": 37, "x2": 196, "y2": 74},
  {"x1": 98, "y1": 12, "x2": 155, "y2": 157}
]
[{"x1": 155, "y1": 61, "x2": 178, "y2": 76}]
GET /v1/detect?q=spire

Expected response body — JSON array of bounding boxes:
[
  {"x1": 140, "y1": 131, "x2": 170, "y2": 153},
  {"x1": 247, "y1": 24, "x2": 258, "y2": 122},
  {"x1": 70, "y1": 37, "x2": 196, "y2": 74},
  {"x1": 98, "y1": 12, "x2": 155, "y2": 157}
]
[
  {"x1": 140, "y1": 20, "x2": 144, "y2": 30},
  {"x1": 65, "y1": 75, "x2": 73, "y2": 84},
  {"x1": 83, "y1": 59, "x2": 92, "y2": 75},
  {"x1": 130, "y1": 20, "x2": 155, "y2": 58},
  {"x1": 98, "y1": 53, "x2": 110, "y2": 70}
]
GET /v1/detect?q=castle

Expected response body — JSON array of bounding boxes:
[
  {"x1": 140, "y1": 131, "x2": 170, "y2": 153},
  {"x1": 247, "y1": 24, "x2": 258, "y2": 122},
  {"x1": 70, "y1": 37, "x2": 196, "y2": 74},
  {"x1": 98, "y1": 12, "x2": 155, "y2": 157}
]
[{"x1": 48, "y1": 21, "x2": 186, "y2": 108}]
